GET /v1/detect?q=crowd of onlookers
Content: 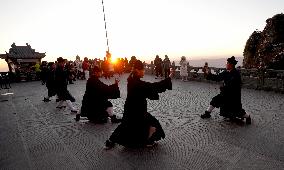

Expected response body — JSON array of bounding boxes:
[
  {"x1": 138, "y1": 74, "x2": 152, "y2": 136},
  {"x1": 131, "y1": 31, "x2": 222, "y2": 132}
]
[
  {"x1": 40, "y1": 55, "x2": 138, "y2": 84},
  {"x1": 39, "y1": 54, "x2": 181, "y2": 83},
  {"x1": 3, "y1": 53, "x2": 195, "y2": 85}
]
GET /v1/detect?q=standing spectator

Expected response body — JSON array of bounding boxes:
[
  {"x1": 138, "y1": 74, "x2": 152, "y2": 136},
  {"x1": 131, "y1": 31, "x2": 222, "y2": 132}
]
[
  {"x1": 82, "y1": 57, "x2": 90, "y2": 80},
  {"x1": 108, "y1": 59, "x2": 114, "y2": 78},
  {"x1": 102, "y1": 57, "x2": 111, "y2": 79},
  {"x1": 124, "y1": 57, "x2": 130, "y2": 73},
  {"x1": 171, "y1": 61, "x2": 176, "y2": 71},
  {"x1": 202, "y1": 62, "x2": 210, "y2": 78},
  {"x1": 150, "y1": 61, "x2": 155, "y2": 75},
  {"x1": 171, "y1": 61, "x2": 176, "y2": 78},
  {"x1": 154, "y1": 55, "x2": 163, "y2": 79},
  {"x1": 40, "y1": 61, "x2": 48, "y2": 85},
  {"x1": 101, "y1": 57, "x2": 108, "y2": 79},
  {"x1": 257, "y1": 61, "x2": 266, "y2": 87},
  {"x1": 74, "y1": 55, "x2": 82, "y2": 80},
  {"x1": 43, "y1": 62, "x2": 56, "y2": 102},
  {"x1": 106, "y1": 51, "x2": 114, "y2": 78},
  {"x1": 34, "y1": 62, "x2": 41, "y2": 81},
  {"x1": 66, "y1": 61, "x2": 75, "y2": 84},
  {"x1": 129, "y1": 56, "x2": 137, "y2": 70},
  {"x1": 179, "y1": 56, "x2": 188, "y2": 81},
  {"x1": 163, "y1": 55, "x2": 171, "y2": 78}
]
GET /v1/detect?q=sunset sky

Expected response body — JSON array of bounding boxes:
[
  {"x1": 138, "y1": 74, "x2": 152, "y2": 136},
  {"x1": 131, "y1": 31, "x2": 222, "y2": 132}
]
[{"x1": 0, "y1": 0, "x2": 283, "y2": 63}]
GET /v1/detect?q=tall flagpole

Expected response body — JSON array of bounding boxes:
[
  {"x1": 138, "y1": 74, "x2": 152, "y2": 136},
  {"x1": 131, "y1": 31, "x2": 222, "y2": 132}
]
[{"x1": 101, "y1": 0, "x2": 110, "y2": 53}]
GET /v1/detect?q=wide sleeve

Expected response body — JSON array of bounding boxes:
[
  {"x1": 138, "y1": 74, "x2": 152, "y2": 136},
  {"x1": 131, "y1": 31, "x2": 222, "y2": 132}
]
[
  {"x1": 105, "y1": 83, "x2": 120, "y2": 99},
  {"x1": 86, "y1": 79, "x2": 120, "y2": 99},
  {"x1": 95, "y1": 80, "x2": 120, "y2": 99},
  {"x1": 140, "y1": 78, "x2": 172, "y2": 100}
]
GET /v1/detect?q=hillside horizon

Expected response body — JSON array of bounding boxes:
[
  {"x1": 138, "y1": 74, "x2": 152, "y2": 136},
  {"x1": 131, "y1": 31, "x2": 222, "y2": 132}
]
[{"x1": 174, "y1": 57, "x2": 243, "y2": 68}]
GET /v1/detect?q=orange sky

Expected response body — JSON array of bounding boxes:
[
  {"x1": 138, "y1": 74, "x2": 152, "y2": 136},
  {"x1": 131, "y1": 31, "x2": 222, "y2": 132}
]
[{"x1": 0, "y1": 0, "x2": 283, "y2": 63}]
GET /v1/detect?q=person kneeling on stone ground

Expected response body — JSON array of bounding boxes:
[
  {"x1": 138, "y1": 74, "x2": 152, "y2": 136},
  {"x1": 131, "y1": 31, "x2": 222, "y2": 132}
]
[
  {"x1": 55, "y1": 57, "x2": 78, "y2": 113},
  {"x1": 75, "y1": 66, "x2": 121, "y2": 123},
  {"x1": 105, "y1": 60, "x2": 174, "y2": 149},
  {"x1": 201, "y1": 56, "x2": 251, "y2": 124}
]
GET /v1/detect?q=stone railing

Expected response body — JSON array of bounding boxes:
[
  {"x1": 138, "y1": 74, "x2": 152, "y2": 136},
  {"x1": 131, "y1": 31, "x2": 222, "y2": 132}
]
[{"x1": 145, "y1": 65, "x2": 284, "y2": 93}]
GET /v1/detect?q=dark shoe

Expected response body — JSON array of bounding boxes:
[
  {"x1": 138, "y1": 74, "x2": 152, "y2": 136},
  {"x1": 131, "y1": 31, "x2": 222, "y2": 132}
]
[
  {"x1": 111, "y1": 115, "x2": 122, "y2": 123},
  {"x1": 146, "y1": 140, "x2": 157, "y2": 147},
  {"x1": 89, "y1": 118, "x2": 108, "y2": 124},
  {"x1": 43, "y1": 97, "x2": 51, "y2": 102},
  {"x1": 246, "y1": 116, "x2": 251, "y2": 125},
  {"x1": 75, "y1": 114, "x2": 80, "y2": 121},
  {"x1": 105, "y1": 140, "x2": 115, "y2": 150},
  {"x1": 71, "y1": 110, "x2": 78, "y2": 114},
  {"x1": 201, "y1": 111, "x2": 211, "y2": 119},
  {"x1": 56, "y1": 98, "x2": 60, "y2": 102}
]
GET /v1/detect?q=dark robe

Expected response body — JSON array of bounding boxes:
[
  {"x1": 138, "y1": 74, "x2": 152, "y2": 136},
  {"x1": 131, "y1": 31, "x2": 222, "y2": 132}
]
[
  {"x1": 109, "y1": 73, "x2": 172, "y2": 148},
  {"x1": 46, "y1": 68, "x2": 56, "y2": 97},
  {"x1": 55, "y1": 66, "x2": 75, "y2": 101},
  {"x1": 80, "y1": 76, "x2": 120, "y2": 123},
  {"x1": 206, "y1": 68, "x2": 245, "y2": 118}
]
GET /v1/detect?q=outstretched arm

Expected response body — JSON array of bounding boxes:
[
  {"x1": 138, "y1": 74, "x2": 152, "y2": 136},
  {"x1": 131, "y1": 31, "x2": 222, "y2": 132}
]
[
  {"x1": 140, "y1": 77, "x2": 172, "y2": 100},
  {"x1": 206, "y1": 71, "x2": 224, "y2": 82},
  {"x1": 104, "y1": 83, "x2": 120, "y2": 99},
  {"x1": 87, "y1": 79, "x2": 120, "y2": 99}
]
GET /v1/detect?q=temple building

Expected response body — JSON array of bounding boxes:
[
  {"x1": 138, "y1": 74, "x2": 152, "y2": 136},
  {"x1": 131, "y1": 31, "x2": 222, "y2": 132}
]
[{"x1": 0, "y1": 43, "x2": 45, "y2": 73}]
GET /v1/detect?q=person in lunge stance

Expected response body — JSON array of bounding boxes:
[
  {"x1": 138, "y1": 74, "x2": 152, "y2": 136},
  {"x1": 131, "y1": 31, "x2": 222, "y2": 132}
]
[
  {"x1": 75, "y1": 66, "x2": 121, "y2": 123},
  {"x1": 55, "y1": 57, "x2": 77, "y2": 113},
  {"x1": 105, "y1": 60, "x2": 173, "y2": 149},
  {"x1": 201, "y1": 56, "x2": 251, "y2": 124}
]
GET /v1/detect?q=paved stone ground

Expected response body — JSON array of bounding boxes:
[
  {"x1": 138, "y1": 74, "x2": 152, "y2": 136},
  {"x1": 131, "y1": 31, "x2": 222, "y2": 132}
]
[{"x1": 0, "y1": 74, "x2": 284, "y2": 170}]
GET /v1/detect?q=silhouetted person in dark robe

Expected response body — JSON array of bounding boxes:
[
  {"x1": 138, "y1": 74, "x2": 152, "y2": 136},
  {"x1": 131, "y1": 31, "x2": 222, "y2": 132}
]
[
  {"x1": 105, "y1": 60, "x2": 174, "y2": 149},
  {"x1": 55, "y1": 57, "x2": 77, "y2": 113},
  {"x1": 154, "y1": 55, "x2": 163, "y2": 78},
  {"x1": 43, "y1": 62, "x2": 56, "y2": 102},
  {"x1": 40, "y1": 61, "x2": 48, "y2": 85},
  {"x1": 163, "y1": 55, "x2": 171, "y2": 78},
  {"x1": 76, "y1": 66, "x2": 121, "y2": 123},
  {"x1": 201, "y1": 56, "x2": 251, "y2": 124}
]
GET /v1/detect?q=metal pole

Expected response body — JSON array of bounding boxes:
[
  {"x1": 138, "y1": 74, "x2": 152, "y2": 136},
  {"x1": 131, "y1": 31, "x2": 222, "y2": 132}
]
[{"x1": 101, "y1": 0, "x2": 110, "y2": 52}]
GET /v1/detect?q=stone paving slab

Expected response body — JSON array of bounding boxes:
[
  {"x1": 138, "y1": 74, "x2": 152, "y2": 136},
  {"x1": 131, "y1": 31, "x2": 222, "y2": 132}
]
[{"x1": 0, "y1": 74, "x2": 284, "y2": 170}]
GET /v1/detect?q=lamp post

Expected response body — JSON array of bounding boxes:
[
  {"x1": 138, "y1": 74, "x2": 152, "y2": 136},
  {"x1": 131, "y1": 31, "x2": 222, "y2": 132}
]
[{"x1": 101, "y1": 0, "x2": 110, "y2": 53}]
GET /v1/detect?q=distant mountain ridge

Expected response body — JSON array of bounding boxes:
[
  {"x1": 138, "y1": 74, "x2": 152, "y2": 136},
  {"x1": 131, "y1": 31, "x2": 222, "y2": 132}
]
[{"x1": 175, "y1": 57, "x2": 243, "y2": 68}]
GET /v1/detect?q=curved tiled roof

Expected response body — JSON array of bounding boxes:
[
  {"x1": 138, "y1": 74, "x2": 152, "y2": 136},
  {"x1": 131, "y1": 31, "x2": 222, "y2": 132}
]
[{"x1": 6, "y1": 43, "x2": 45, "y2": 59}]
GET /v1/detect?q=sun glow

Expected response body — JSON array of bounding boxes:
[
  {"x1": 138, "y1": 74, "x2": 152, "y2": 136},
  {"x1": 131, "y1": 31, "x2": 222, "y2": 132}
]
[{"x1": 111, "y1": 57, "x2": 118, "y2": 64}]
